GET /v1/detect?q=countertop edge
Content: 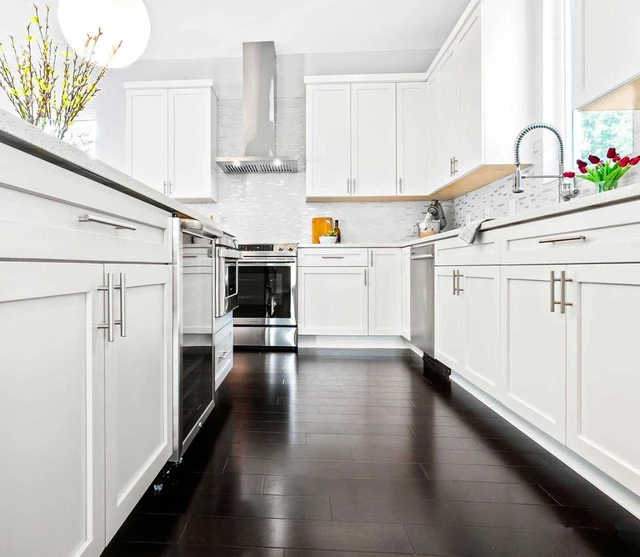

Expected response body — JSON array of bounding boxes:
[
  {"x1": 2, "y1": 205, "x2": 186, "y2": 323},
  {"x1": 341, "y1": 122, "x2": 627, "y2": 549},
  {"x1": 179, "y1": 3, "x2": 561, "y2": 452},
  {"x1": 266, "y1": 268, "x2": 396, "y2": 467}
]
[{"x1": 0, "y1": 109, "x2": 228, "y2": 233}]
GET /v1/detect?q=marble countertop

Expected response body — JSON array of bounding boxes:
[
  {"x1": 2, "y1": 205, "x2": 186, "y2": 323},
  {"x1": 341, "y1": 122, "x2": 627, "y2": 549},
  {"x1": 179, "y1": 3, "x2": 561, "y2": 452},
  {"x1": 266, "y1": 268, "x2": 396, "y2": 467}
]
[{"x1": 0, "y1": 109, "x2": 228, "y2": 233}]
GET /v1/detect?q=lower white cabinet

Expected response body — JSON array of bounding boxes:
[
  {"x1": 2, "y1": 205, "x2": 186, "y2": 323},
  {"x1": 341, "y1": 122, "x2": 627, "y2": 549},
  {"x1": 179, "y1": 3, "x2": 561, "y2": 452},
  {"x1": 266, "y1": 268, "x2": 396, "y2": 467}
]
[
  {"x1": 566, "y1": 264, "x2": 640, "y2": 495},
  {"x1": 298, "y1": 267, "x2": 368, "y2": 335},
  {"x1": 435, "y1": 266, "x2": 464, "y2": 370},
  {"x1": 104, "y1": 264, "x2": 173, "y2": 541},
  {"x1": 500, "y1": 266, "x2": 567, "y2": 443},
  {"x1": 435, "y1": 265, "x2": 501, "y2": 397},
  {"x1": 0, "y1": 262, "x2": 173, "y2": 556},
  {"x1": 0, "y1": 262, "x2": 106, "y2": 557},
  {"x1": 368, "y1": 248, "x2": 402, "y2": 335}
]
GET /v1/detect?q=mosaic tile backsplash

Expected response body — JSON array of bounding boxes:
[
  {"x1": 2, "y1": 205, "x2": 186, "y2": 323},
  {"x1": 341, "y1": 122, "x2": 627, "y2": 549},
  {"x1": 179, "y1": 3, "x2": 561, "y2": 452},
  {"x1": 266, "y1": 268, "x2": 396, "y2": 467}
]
[
  {"x1": 190, "y1": 98, "x2": 453, "y2": 243},
  {"x1": 191, "y1": 99, "x2": 639, "y2": 241}
]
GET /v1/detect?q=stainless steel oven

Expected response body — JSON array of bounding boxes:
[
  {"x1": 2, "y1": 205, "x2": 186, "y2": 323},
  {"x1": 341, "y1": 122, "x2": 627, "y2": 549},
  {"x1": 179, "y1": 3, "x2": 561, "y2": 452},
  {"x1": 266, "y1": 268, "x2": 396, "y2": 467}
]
[
  {"x1": 234, "y1": 243, "x2": 298, "y2": 348},
  {"x1": 215, "y1": 235, "x2": 242, "y2": 318},
  {"x1": 171, "y1": 218, "x2": 222, "y2": 462}
]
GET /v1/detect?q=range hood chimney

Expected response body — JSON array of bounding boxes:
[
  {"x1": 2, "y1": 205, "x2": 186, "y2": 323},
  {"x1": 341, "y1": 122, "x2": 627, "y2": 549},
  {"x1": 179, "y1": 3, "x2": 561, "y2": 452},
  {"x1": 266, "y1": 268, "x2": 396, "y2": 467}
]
[{"x1": 216, "y1": 41, "x2": 298, "y2": 174}]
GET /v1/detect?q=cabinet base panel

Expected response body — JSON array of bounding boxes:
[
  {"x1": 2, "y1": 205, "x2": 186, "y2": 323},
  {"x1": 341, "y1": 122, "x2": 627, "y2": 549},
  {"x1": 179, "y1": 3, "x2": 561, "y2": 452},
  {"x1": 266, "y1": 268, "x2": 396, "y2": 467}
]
[
  {"x1": 298, "y1": 335, "x2": 409, "y2": 350},
  {"x1": 451, "y1": 371, "x2": 640, "y2": 521}
]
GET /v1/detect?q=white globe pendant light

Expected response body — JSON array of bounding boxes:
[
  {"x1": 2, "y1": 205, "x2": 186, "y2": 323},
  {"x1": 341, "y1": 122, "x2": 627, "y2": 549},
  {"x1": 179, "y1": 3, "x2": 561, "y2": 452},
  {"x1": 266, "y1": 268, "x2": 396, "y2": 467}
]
[{"x1": 58, "y1": 0, "x2": 151, "y2": 68}]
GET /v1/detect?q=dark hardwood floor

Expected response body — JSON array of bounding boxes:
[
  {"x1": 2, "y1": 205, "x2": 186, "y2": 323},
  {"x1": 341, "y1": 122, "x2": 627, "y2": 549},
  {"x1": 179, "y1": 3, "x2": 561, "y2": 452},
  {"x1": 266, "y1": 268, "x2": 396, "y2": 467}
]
[{"x1": 104, "y1": 350, "x2": 640, "y2": 556}]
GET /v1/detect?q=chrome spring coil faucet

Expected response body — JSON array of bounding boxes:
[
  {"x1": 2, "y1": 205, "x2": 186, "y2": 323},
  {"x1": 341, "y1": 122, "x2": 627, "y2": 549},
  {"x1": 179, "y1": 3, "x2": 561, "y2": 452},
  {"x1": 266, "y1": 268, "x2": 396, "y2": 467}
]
[{"x1": 513, "y1": 122, "x2": 580, "y2": 202}]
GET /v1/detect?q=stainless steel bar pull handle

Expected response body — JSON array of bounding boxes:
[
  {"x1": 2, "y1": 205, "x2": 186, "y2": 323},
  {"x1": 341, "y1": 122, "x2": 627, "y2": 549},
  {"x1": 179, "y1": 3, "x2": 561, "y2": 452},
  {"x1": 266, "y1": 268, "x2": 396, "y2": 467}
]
[
  {"x1": 399, "y1": 178, "x2": 403, "y2": 194},
  {"x1": 370, "y1": 250, "x2": 374, "y2": 267},
  {"x1": 456, "y1": 271, "x2": 464, "y2": 294},
  {"x1": 347, "y1": 178, "x2": 350, "y2": 194},
  {"x1": 352, "y1": 178, "x2": 356, "y2": 194},
  {"x1": 218, "y1": 350, "x2": 231, "y2": 361},
  {"x1": 453, "y1": 270, "x2": 458, "y2": 295},
  {"x1": 98, "y1": 273, "x2": 115, "y2": 342},
  {"x1": 560, "y1": 271, "x2": 573, "y2": 314},
  {"x1": 321, "y1": 256, "x2": 344, "y2": 259},
  {"x1": 163, "y1": 181, "x2": 168, "y2": 195},
  {"x1": 539, "y1": 235, "x2": 586, "y2": 244},
  {"x1": 364, "y1": 269, "x2": 367, "y2": 286},
  {"x1": 79, "y1": 214, "x2": 137, "y2": 231},
  {"x1": 550, "y1": 271, "x2": 562, "y2": 312},
  {"x1": 118, "y1": 273, "x2": 127, "y2": 337},
  {"x1": 168, "y1": 181, "x2": 173, "y2": 195}
]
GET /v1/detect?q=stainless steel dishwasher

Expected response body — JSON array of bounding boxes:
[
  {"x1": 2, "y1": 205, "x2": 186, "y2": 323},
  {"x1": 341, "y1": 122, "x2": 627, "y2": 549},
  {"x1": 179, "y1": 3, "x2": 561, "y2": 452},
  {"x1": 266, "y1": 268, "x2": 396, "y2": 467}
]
[{"x1": 410, "y1": 244, "x2": 435, "y2": 358}]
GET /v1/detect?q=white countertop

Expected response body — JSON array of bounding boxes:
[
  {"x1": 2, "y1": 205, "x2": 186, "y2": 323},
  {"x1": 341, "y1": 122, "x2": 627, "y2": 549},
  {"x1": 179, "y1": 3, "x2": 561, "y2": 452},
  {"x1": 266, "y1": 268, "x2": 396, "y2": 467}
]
[{"x1": 0, "y1": 109, "x2": 228, "y2": 233}]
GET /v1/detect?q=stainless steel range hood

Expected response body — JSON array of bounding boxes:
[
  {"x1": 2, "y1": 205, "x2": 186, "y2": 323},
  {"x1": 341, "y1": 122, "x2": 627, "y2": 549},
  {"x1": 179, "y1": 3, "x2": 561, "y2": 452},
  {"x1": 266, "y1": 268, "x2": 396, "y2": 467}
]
[{"x1": 216, "y1": 42, "x2": 298, "y2": 174}]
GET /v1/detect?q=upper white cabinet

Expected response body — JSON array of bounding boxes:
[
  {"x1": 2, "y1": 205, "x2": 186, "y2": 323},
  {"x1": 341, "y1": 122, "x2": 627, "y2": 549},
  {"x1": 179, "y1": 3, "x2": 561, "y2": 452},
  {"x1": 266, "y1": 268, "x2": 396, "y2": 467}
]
[
  {"x1": 368, "y1": 248, "x2": 402, "y2": 335},
  {"x1": 305, "y1": 79, "x2": 428, "y2": 200},
  {"x1": 573, "y1": 0, "x2": 640, "y2": 110},
  {"x1": 305, "y1": 84, "x2": 352, "y2": 197},
  {"x1": 397, "y1": 83, "x2": 429, "y2": 196},
  {"x1": 126, "y1": 80, "x2": 218, "y2": 203},
  {"x1": 351, "y1": 83, "x2": 397, "y2": 197},
  {"x1": 426, "y1": 0, "x2": 538, "y2": 199}
]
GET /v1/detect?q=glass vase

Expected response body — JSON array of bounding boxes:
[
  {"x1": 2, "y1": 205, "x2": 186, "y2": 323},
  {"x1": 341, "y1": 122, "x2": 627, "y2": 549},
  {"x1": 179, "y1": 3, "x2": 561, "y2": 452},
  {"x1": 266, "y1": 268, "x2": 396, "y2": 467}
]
[{"x1": 596, "y1": 180, "x2": 619, "y2": 193}]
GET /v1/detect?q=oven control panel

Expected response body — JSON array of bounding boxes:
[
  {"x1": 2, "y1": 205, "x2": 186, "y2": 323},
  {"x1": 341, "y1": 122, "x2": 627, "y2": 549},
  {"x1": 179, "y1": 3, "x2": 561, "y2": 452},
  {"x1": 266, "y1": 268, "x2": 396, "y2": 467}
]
[{"x1": 239, "y1": 243, "x2": 297, "y2": 255}]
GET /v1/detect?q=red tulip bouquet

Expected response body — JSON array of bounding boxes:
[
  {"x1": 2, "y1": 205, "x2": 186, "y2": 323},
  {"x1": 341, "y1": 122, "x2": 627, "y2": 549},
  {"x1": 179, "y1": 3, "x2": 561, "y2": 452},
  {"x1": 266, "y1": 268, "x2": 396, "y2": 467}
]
[{"x1": 563, "y1": 148, "x2": 640, "y2": 193}]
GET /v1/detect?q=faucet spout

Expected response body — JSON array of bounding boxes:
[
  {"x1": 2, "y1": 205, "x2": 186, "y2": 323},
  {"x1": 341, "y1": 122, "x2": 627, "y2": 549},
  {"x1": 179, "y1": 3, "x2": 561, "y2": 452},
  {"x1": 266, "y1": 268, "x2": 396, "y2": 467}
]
[{"x1": 512, "y1": 122, "x2": 578, "y2": 202}]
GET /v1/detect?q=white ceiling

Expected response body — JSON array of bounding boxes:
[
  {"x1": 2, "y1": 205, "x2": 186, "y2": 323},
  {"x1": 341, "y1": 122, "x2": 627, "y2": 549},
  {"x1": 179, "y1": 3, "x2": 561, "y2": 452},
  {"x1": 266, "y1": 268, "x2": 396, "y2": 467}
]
[{"x1": 142, "y1": 0, "x2": 470, "y2": 59}]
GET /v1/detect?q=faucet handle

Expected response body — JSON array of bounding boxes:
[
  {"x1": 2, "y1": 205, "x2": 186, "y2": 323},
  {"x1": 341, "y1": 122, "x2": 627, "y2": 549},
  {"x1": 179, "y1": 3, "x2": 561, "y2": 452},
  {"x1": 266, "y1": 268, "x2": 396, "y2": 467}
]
[{"x1": 512, "y1": 167, "x2": 524, "y2": 194}]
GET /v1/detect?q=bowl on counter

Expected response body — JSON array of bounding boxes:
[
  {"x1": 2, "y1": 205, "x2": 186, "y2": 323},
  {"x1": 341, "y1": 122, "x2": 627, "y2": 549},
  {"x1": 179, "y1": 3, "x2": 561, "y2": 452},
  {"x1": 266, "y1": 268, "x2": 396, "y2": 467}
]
[{"x1": 319, "y1": 236, "x2": 338, "y2": 244}]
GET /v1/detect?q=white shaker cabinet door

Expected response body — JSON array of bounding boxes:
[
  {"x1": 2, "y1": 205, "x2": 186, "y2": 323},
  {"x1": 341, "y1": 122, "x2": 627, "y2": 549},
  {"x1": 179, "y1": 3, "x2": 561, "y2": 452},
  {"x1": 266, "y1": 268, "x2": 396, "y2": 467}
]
[
  {"x1": 298, "y1": 267, "x2": 368, "y2": 336},
  {"x1": 566, "y1": 264, "x2": 640, "y2": 496},
  {"x1": 456, "y1": 6, "x2": 483, "y2": 177},
  {"x1": 368, "y1": 248, "x2": 402, "y2": 336},
  {"x1": 396, "y1": 82, "x2": 429, "y2": 196},
  {"x1": 168, "y1": 87, "x2": 215, "y2": 202},
  {"x1": 351, "y1": 83, "x2": 397, "y2": 197},
  {"x1": 434, "y1": 266, "x2": 464, "y2": 371},
  {"x1": 460, "y1": 266, "x2": 502, "y2": 398},
  {"x1": 104, "y1": 264, "x2": 173, "y2": 541},
  {"x1": 500, "y1": 266, "x2": 567, "y2": 443},
  {"x1": 126, "y1": 89, "x2": 168, "y2": 194},
  {"x1": 306, "y1": 84, "x2": 352, "y2": 197},
  {"x1": 0, "y1": 263, "x2": 106, "y2": 557},
  {"x1": 573, "y1": 0, "x2": 640, "y2": 109}
]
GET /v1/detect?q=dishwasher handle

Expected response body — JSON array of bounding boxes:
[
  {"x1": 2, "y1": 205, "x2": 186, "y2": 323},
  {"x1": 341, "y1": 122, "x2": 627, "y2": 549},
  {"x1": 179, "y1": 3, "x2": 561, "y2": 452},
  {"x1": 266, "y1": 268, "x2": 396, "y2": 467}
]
[{"x1": 410, "y1": 254, "x2": 434, "y2": 260}]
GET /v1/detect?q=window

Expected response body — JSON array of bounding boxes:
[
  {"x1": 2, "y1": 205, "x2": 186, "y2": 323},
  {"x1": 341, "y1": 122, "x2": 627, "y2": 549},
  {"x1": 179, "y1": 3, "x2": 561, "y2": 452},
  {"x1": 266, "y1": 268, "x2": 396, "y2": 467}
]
[{"x1": 573, "y1": 110, "x2": 634, "y2": 161}]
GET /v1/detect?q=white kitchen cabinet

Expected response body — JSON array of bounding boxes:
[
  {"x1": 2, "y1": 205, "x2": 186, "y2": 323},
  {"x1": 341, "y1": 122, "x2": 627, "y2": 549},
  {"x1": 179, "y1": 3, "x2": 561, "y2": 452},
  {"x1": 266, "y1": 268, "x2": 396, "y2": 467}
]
[
  {"x1": 500, "y1": 266, "x2": 567, "y2": 443},
  {"x1": 401, "y1": 247, "x2": 411, "y2": 340},
  {"x1": 368, "y1": 248, "x2": 402, "y2": 336},
  {"x1": 126, "y1": 80, "x2": 218, "y2": 203},
  {"x1": 104, "y1": 264, "x2": 173, "y2": 541},
  {"x1": 435, "y1": 265, "x2": 501, "y2": 397},
  {"x1": 0, "y1": 263, "x2": 106, "y2": 557},
  {"x1": 460, "y1": 266, "x2": 502, "y2": 397},
  {"x1": 125, "y1": 88, "x2": 168, "y2": 195},
  {"x1": 298, "y1": 267, "x2": 368, "y2": 335},
  {"x1": 425, "y1": 74, "x2": 439, "y2": 195},
  {"x1": 305, "y1": 84, "x2": 352, "y2": 197},
  {"x1": 573, "y1": 0, "x2": 640, "y2": 110},
  {"x1": 168, "y1": 88, "x2": 216, "y2": 202},
  {"x1": 215, "y1": 321, "x2": 234, "y2": 389},
  {"x1": 351, "y1": 83, "x2": 397, "y2": 197},
  {"x1": 566, "y1": 264, "x2": 640, "y2": 495},
  {"x1": 396, "y1": 82, "x2": 429, "y2": 196},
  {"x1": 435, "y1": 266, "x2": 463, "y2": 371},
  {"x1": 433, "y1": 48, "x2": 459, "y2": 189},
  {"x1": 456, "y1": 8, "x2": 483, "y2": 177},
  {"x1": 426, "y1": 0, "x2": 538, "y2": 199}
]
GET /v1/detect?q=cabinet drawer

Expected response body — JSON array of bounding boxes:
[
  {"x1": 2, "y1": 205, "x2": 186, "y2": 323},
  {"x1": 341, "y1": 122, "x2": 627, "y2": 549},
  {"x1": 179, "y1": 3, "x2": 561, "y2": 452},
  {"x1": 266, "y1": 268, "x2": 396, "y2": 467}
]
[
  {"x1": 501, "y1": 200, "x2": 640, "y2": 265},
  {"x1": 0, "y1": 143, "x2": 172, "y2": 263},
  {"x1": 435, "y1": 230, "x2": 501, "y2": 266},
  {"x1": 298, "y1": 248, "x2": 369, "y2": 267},
  {"x1": 215, "y1": 322, "x2": 233, "y2": 389}
]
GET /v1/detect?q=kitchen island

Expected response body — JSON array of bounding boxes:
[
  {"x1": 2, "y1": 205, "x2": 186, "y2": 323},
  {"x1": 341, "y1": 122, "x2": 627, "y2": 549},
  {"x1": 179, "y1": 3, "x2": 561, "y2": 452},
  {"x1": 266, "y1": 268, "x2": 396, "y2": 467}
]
[{"x1": 0, "y1": 109, "x2": 230, "y2": 557}]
